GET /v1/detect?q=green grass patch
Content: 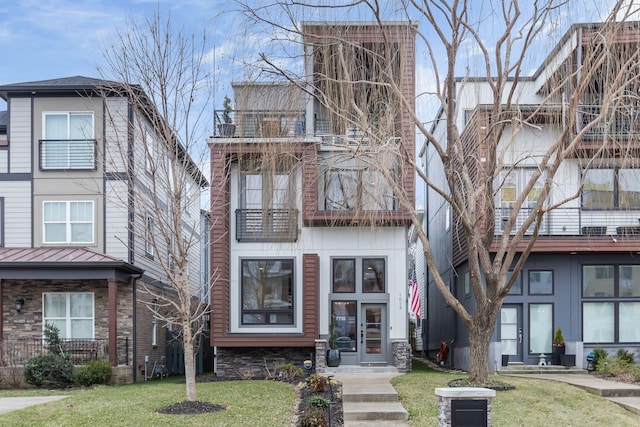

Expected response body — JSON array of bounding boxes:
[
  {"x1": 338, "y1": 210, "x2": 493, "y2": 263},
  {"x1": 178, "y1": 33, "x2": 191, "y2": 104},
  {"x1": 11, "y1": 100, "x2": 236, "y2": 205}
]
[
  {"x1": 391, "y1": 361, "x2": 640, "y2": 426},
  {"x1": 0, "y1": 378, "x2": 295, "y2": 426}
]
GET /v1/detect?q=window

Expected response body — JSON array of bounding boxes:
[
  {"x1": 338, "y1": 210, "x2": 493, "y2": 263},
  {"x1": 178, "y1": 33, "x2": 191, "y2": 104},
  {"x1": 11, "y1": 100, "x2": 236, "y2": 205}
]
[
  {"x1": 151, "y1": 299, "x2": 158, "y2": 346},
  {"x1": 331, "y1": 301, "x2": 357, "y2": 352},
  {"x1": 582, "y1": 168, "x2": 640, "y2": 209},
  {"x1": 145, "y1": 214, "x2": 155, "y2": 257},
  {"x1": 41, "y1": 112, "x2": 95, "y2": 170},
  {"x1": 333, "y1": 259, "x2": 355, "y2": 293},
  {"x1": 582, "y1": 265, "x2": 640, "y2": 343},
  {"x1": 507, "y1": 271, "x2": 522, "y2": 295},
  {"x1": 43, "y1": 201, "x2": 94, "y2": 244},
  {"x1": 43, "y1": 293, "x2": 94, "y2": 339},
  {"x1": 241, "y1": 259, "x2": 293, "y2": 325},
  {"x1": 363, "y1": 258, "x2": 385, "y2": 293},
  {"x1": 529, "y1": 270, "x2": 553, "y2": 295},
  {"x1": 529, "y1": 303, "x2": 552, "y2": 353},
  {"x1": 464, "y1": 272, "x2": 470, "y2": 297},
  {"x1": 498, "y1": 168, "x2": 545, "y2": 210},
  {"x1": 325, "y1": 168, "x2": 395, "y2": 211},
  {"x1": 145, "y1": 130, "x2": 155, "y2": 172}
]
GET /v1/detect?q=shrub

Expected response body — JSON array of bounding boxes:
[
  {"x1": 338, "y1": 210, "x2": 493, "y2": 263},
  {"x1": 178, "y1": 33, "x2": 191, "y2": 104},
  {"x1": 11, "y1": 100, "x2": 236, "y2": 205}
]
[
  {"x1": 306, "y1": 395, "x2": 330, "y2": 410},
  {"x1": 73, "y1": 360, "x2": 113, "y2": 386},
  {"x1": 306, "y1": 374, "x2": 328, "y2": 393},
  {"x1": 23, "y1": 353, "x2": 74, "y2": 388},
  {"x1": 616, "y1": 348, "x2": 635, "y2": 365},
  {"x1": 299, "y1": 407, "x2": 327, "y2": 427},
  {"x1": 278, "y1": 363, "x2": 303, "y2": 381},
  {"x1": 592, "y1": 347, "x2": 608, "y2": 368},
  {"x1": 43, "y1": 323, "x2": 64, "y2": 355}
]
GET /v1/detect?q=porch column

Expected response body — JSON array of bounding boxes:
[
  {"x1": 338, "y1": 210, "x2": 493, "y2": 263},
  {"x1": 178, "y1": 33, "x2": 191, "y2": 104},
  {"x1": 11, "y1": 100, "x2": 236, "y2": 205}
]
[{"x1": 108, "y1": 279, "x2": 117, "y2": 366}]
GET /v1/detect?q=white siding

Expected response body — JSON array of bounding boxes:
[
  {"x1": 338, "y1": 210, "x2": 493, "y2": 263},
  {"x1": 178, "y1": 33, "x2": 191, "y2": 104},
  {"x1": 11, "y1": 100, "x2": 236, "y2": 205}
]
[
  {"x1": 0, "y1": 150, "x2": 7, "y2": 173},
  {"x1": 1, "y1": 181, "x2": 31, "y2": 246},
  {"x1": 104, "y1": 97, "x2": 130, "y2": 174},
  {"x1": 105, "y1": 180, "x2": 130, "y2": 260},
  {"x1": 8, "y1": 98, "x2": 31, "y2": 173}
]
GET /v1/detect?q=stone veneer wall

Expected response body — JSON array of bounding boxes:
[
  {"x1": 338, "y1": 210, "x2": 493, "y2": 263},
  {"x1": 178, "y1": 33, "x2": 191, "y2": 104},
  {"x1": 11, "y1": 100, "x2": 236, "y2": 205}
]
[
  {"x1": 315, "y1": 340, "x2": 327, "y2": 373},
  {"x1": 393, "y1": 340, "x2": 411, "y2": 372},
  {"x1": 215, "y1": 347, "x2": 315, "y2": 379},
  {"x1": 435, "y1": 387, "x2": 495, "y2": 427}
]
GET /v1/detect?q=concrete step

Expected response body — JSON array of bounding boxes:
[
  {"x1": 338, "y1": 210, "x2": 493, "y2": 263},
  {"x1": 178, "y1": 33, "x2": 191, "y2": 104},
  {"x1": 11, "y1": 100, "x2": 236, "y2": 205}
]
[
  {"x1": 343, "y1": 401, "x2": 409, "y2": 421},
  {"x1": 343, "y1": 389, "x2": 398, "y2": 403},
  {"x1": 498, "y1": 365, "x2": 586, "y2": 375},
  {"x1": 606, "y1": 396, "x2": 640, "y2": 414},
  {"x1": 324, "y1": 365, "x2": 400, "y2": 374},
  {"x1": 345, "y1": 421, "x2": 410, "y2": 427}
]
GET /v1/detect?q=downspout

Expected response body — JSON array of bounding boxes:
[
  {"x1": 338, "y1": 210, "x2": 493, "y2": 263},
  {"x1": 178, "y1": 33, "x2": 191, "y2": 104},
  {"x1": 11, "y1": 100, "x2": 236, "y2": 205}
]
[
  {"x1": 127, "y1": 103, "x2": 135, "y2": 265},
  {"x1": 131, "y1": 273, "x2": 141, "y2": 382}
]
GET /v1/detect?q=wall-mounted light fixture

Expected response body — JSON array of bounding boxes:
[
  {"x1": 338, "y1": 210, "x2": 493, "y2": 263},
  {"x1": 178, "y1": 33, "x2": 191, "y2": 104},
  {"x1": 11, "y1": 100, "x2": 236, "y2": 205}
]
[{"x1": 15, "y1": 298, "x2": 25, "y2": 313}]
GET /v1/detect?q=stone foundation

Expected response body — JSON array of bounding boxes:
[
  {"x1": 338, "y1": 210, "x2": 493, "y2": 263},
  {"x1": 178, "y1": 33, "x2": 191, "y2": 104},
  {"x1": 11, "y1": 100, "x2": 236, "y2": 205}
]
[
  {"x1": 214, "y1": 347, "x2": 315, "y2": 379},
  {"x1": 315, "y1": 340, "x2": 328, "y2": 373}
]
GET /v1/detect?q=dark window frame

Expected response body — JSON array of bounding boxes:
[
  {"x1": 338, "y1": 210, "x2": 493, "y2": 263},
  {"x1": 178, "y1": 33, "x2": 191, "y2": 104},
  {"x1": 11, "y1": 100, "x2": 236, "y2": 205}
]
[
  {"x1": 240, "y1": 258, "x2": 295, "y2": 325},
  {"x1": 528, "y1": 270, "x2": 554, "y2": 295},
  {"x1": 332, "y1": 258, "x2": 356, "y2": 293}
]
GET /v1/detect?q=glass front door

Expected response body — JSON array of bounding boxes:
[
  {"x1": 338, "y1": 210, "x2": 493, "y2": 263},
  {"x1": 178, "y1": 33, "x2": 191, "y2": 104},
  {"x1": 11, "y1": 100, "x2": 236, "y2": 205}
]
[
  {"x1": 501, "y1": 305, "x2": 522, "y2": 363},
  {"x1": 361, "y1": 304, "x2": 387, "y2": 363}
]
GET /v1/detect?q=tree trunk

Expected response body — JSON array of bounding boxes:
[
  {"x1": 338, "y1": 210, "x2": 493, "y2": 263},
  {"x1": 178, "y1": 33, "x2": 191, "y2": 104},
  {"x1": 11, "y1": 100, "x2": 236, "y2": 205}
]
[
  {"x1": 183, "y1": 318, "x2": 198, "y2": 402},
  {"x1": 467, "y1": 319, "x2": 494, "y2": 383}
]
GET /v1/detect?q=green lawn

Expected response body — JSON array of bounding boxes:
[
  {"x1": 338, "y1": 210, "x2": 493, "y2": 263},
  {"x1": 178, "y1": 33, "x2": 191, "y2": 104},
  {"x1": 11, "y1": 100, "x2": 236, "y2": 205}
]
[
  {"x1": 0, "y1": 378, "x2": 295, "y2": 426},
  {"x1": 391, "y1": 361, "x2": 640, "y2": 426}
]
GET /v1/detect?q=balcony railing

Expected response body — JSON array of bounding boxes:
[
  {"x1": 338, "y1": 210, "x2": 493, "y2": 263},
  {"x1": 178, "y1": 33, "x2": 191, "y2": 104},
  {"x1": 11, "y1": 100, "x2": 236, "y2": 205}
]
[
  {"x1": 213, "y1": 110, "x2": 306, "y2": 138},
  {"x1": 39, "y1": 139, "x2": 97, "y2": 170},
  {"x1": 578, "y1": 104, "x2": 640, "y2": 137},
  {"x1": 236, "y1": 209, "x2": 299, "y2": 242},
  {"x1": 494, "y1": 207, "x2": 640, "y2": 237},
  {"x1": 0, "y1": 338, "x2": 129, "y2": 366}
]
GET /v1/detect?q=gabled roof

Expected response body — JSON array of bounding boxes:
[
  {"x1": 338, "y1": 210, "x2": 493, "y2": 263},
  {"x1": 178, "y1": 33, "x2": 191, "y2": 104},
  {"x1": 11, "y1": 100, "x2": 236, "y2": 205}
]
[{"x1": 0, "y1": 76, "x2": 122, "y2": 99}]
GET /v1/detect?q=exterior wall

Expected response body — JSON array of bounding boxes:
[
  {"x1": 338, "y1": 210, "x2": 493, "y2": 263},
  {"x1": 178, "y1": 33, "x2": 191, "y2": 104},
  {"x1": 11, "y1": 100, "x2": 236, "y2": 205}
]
[
  {"x1": 134, "y1": 280, "x2": 168, "y2": 381},
  {"x1": 0, "y1": 181, "x2": 31, "y2": 247},
  {"x1": 214, "y1": 347, "x2": 315, "y2": 379},
  {"x1": 7, "y1": 97, "x2": 32, "y2": 174},
  {"x1": 105, "y1": 180, "x2": 130, "y2": 260}
]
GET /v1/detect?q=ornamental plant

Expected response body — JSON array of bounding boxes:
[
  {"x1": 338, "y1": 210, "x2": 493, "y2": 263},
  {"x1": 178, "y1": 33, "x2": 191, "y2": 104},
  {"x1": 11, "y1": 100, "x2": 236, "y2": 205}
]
[{"x1": 553, "y1": 327, "x2": 564, "y2": 346}]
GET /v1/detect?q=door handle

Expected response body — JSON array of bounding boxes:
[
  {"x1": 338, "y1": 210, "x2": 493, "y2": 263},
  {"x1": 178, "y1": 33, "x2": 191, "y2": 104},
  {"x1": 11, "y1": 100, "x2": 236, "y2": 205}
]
[
  {"x1": 360, "y1": 330, "x2": 364, "y2": 344},
  {"x1": 518, "y1": 328, "x2": 523, "y2": 344}
]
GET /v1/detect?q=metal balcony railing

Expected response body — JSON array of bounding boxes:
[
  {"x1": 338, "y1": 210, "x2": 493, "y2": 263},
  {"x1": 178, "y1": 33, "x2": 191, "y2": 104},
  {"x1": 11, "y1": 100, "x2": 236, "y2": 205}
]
[
  {"x1": 213, "y1": 110, "x2": 306, "y2": 138},
  {"x1": 578, "y1": 104, "x2": 640, "y2": 137},
  {"x1": 39, "y1": 139, "x2": 97, "y2": 170},
  {"x1": 0, "y1": 338, "x2": 129, "y2": 366},
  {"x1": 236, "y1": 209, "x2": 299, "y2": 242},
  {"x1": 494, "y1": 206, "x2": 640, "y2": 237}
]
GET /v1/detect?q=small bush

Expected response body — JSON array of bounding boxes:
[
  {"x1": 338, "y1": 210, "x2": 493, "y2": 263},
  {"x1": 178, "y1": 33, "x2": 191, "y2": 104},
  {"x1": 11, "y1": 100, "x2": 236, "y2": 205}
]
[
  {"x1": 278, "y1": 363, "x2": 303, "y2": 381},
  {"x1": 299, "y1": 407, "x2": 327, "y2": 427},
  {"x1": 306, "y1": 395, "x2": 330, "y2": 410},
  {"x1": 306, "y1": 374, "x2": 328, "y2": 393},
  {"x1": 73, "y1": 360, "x2": 113, "y2": 386},
  {"x1": 616, "y1": 348, "x2": 635, "y2": 365},
  {"x1": 592, "y1": 347, "x2": 608, "y2": 368},
  {"x1": 24, "y1": 353, "x2": 74, "y2": 388},
  {"x1": 43, "y1": 323, "x2": 64, "y2": 355}
]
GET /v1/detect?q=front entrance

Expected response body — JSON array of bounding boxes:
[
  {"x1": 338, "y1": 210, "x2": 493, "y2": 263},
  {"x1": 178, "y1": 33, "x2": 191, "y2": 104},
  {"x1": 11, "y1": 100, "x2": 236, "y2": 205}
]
[
  {"x1": 500, "y1": 305, "x2": 523, "y2": 363},
  {"x1": 360, "y1": 304, "x2": 387, "y2": 364}
]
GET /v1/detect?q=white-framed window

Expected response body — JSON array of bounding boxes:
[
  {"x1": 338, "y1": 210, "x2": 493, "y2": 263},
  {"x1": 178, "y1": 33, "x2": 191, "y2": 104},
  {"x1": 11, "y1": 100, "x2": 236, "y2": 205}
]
[
  {"x1": 241, "y1": 259, "x2": 294, "y2": 325},
  {"x1": 145, "y1": 129, "x2": 155, "y2": 172},
  {"x1": 43, "y1": 292, "x2": 94, "y2": 339},
  {"x1": 42, "y1": 112, "x2": 95, "y2": 170},
  {"x1": 145, "y1": 213, "x2": 155, "y2": 256},
  {"x1": 582, "y1": 167, "x2": 640, "y2": 209},
  {"x1": 151, "y1": 299, "x2": 158, "y2": 346},
  {"x1": 43, "y1": 201, "x2": 94, "y2": 244}
]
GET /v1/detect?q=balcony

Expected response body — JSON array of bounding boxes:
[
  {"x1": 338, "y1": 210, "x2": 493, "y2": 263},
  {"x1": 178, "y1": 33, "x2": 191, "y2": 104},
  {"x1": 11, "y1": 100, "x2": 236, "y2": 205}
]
[
  {"x1": 39, "y1": 139, "x2": 97, "y2": 170},
  {"x1": 236, "y1": 209, "x2": 299, "y2": 242},
  {"x1": 494, "y1": 206, "x2": 640, "y2": 237},
  {"x1": 575, "y1": 104, "x2": 640, "y2": 154},
  {"x1": 213, "y1": 110, "x2": 306, "y2": 138}
]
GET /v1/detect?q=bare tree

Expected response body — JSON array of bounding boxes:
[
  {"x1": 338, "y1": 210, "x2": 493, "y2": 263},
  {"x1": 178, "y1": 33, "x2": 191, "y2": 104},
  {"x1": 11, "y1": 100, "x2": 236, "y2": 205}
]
[
  {"x1": 236, "y1": 0, "x2": 640, "y2": 381},
  {"x1": 99, "y1": 12, "x2": 211, "y2": 401}
]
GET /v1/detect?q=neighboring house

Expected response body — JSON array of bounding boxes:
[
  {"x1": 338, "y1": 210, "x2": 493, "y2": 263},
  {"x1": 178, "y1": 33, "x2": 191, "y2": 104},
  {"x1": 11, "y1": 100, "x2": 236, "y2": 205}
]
[
  {"x1": 426, "y1": 22, "x2": 640, "y2": 372},
  {"x1": 208, "y1": 22, "x2": 417, "y2": 376},
  {"x1": 0, "y1": 76, "x2": 207, "y2": 383}
]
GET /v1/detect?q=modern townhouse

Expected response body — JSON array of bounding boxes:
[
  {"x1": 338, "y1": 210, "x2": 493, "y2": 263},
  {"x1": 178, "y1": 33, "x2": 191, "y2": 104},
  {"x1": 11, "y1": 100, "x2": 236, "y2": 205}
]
[{"x1": 0, "y1": 76, "x2": 207, "y2": 383}]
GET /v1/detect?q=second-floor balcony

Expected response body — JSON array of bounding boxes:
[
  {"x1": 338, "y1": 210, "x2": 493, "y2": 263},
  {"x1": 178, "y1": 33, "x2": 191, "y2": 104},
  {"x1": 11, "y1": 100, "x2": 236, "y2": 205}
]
[
  {"x1": 494, "y1": 206, "x2": 640, "y2": 237},
  {"x1": 214, "y1": 110, "x2": 306, "y2": 138},
  {"x1": 39, "y1": 139, "x2": 97, "y2": 170},
  {"x1": 236, "y1": 209, "x2": 299, "y2": 242},
  {"x1": 578, "y1": 104, "x2": 640, "y2": 141}
]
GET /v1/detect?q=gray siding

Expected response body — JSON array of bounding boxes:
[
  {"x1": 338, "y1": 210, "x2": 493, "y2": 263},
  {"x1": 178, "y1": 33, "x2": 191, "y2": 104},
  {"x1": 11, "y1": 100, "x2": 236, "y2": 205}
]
[
  {"x1": 104, "y1": 97, "x2": 129, "y2": 174},
  {"x1": 1, "y1": 181, "x2": 31, "y2": 246},
  {"x1": 105, "y1": 180, "x2": 130, "y2": 260},
  {"x1": 8, "y1": 98, "x2": 31, "y2": 173}
]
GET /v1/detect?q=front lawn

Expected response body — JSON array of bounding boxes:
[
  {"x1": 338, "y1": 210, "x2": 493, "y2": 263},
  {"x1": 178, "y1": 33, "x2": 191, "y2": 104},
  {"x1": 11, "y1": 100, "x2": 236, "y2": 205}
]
[
  {"x1": 391, "y1": 361, "x2": 640, "y2": 426},
  {"x1": 0, "y1": 378, "x2": 296, "y2": 426}
]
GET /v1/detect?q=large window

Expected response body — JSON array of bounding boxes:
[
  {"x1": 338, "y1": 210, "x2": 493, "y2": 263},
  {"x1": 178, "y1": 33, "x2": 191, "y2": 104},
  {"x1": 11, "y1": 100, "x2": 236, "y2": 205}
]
[
  {"x1": 43, "y1": 293, "x2": 94, "y2": 339},
  {"x1": 241, "y1": 259, "x2": 294, "y2": 325},
  {"x1": 43, "y1": 201, "x2": 94, "y2": 244},
  {"x1": 582, "y1": 168, "x2": 640, "y2": 209},
  {"x1": 41, "y1": 112, "x2": 95, "y2": 170},
  {"x1": 582, "y1": 265, "x2": 640, "y2": 343},
  {"x1": 529, "y1": 303, "x2": 552, "y2": 354},
  {"x1": 331, "y1": 301, "x2": 357, "y2": 352},
  {"x1": 325, "y1": 168, "x2": 395, "y2": 211}
]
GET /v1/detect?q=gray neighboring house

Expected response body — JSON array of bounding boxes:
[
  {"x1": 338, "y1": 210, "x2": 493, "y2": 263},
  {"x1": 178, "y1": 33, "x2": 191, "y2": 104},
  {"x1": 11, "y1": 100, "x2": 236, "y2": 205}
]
[
  {"x1": 425, "y1": 22, "x2": 640, "y2": 372},
  {"x1": 0, "y1": 76, "x2": 207, "y2": 383}
]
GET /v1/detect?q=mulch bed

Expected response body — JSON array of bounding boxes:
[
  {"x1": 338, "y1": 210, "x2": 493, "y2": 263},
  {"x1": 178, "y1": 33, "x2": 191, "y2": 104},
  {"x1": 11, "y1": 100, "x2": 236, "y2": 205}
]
[
  {"x1": 297, "y1": 377, "x2": 343, "y2": 426},
  {"x1": 155, "y1": 400, "x2": 226, "y2": 414}
]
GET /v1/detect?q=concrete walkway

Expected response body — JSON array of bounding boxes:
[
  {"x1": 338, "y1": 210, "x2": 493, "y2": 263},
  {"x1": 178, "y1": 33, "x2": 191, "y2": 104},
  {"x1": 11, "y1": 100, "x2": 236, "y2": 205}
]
[
  {"x1": 0, "y1": 396, "x2": 70, "y2": 415},
  {"x1": 502, "y1": 373, "x2": 640, "y2": 415},
  {"x1": 327, "y1": 369, "x2": 410, "y2": 427}
]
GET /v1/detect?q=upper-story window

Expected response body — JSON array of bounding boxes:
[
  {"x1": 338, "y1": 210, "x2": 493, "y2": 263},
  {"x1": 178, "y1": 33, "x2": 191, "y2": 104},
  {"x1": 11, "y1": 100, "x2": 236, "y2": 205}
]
[
  {"x1": 324, "y1": 167, "x2": 395, "y2": 211},
  {"x1": 41, "y1": 112, "x2": 95, "y2": 170},
  {"x1": 582, "y1": 167, "x2": 640, "y2": 209},
  {"x1": 43, "y1": 201, "x2": 94, "y2": 244},
  {"x1": 498, "y1": 168, "x2": 545, "y2": 209}
]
